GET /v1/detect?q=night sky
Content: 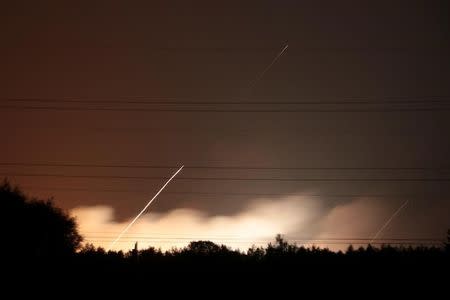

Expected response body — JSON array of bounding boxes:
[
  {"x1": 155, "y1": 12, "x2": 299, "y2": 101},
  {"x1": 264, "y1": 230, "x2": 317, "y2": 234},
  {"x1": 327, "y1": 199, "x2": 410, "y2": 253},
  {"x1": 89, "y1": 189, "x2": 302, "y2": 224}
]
[{"x1": 1, "y1": 1, "x2": 449, "y2": 250}]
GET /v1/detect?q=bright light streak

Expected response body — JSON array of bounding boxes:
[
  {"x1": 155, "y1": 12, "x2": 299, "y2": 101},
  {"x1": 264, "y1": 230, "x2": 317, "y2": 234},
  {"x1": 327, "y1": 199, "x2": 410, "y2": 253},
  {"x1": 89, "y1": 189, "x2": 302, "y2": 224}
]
[
  {"x1": 370, "y1": 199, "x2": 409, "y2": 243},
  {"x1": 108, "y1": 165, "x2": 184, "y2": 250},
  {"x1": 247, "y1": 42, "x2": 289, "y2": 92}
]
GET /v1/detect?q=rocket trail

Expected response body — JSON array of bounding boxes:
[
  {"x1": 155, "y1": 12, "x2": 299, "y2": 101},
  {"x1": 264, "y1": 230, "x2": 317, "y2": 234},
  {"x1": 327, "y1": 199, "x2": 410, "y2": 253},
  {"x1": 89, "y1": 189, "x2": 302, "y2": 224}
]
[
  {"x1": 246, "y1": 42, "x2": 288, "y2": 93},
  {"x1": 370, "y1": 199, "x2": 409, "y2": 243},
  {"x1": 108, "y1": 165, "x2": 184, "y2": 250}
]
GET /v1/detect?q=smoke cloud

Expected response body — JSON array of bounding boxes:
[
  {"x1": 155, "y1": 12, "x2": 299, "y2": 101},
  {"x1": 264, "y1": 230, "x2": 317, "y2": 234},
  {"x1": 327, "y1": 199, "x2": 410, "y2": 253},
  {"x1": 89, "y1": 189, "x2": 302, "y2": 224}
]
[
  {"x1": 71, "y1": 194, "x2": 422, "y2": 252},
  {"x1": 72, "y1": 195, "x2": 323, "y2": 251}
]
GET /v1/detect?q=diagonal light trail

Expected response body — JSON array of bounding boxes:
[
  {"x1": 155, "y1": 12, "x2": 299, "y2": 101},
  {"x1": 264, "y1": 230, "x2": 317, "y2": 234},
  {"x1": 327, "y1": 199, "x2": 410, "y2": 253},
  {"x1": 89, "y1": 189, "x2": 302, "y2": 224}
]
[
  {"x1": 370, "y1": 199, "x2": 409, "y2": 243},
  {"x1": 246, "y1": 42, "x2": 289, "y2": 93},
  {"x1": 108, "y1": 165, "x2": 184, "y2": 250}
]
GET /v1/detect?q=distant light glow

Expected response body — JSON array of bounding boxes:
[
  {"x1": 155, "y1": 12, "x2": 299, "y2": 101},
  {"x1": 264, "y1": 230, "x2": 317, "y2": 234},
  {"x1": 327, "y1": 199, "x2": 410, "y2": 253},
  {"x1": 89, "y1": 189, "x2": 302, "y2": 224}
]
[{"x1": 74, "y1": 195, "x2": 322, "y2": 252}]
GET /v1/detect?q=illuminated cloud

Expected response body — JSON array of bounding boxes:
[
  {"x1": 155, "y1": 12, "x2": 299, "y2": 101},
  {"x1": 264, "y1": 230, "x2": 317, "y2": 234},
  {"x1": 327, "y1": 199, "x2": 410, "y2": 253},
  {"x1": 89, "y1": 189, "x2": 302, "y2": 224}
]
[
  {"x1": 72, "y1": 195, "x2": 323, "y2": 251},
  {"x1": 315, "y1": 197, "x2": 392, "y2": 251},
  {"x1": 72, "y1": 195, "x2": 425, "y2": 252}
]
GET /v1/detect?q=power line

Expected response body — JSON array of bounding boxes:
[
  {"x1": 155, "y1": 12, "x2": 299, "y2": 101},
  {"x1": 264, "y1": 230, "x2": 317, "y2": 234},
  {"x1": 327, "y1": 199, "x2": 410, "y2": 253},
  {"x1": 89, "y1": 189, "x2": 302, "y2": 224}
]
[
  {"x1": 5, "y1": 125, "x2": 447, "y2": 136},
  {"x1": 83, "y1": 238, "x2": 444, "y2": 244},
  {"x1": 81, "y1": 234, "x2": 444, "y2": 245},
  {"x1": 86, "y1": 240, "x2": 444, "y2": 246},
  {"x1": 2, "y1": 173, "x2": 450, "y2": 181},
  {"x1": 1, "y1": 162, "x2": 448, "y2": 170},
  {"x1": 1, "y1": 105, "x2": 449, "y2": 113},
  {"x1": 3, "y1": 96, "x2": 450, "y2": 104},
  {"x1": 80, "y1": 233, "x2": 444, "y2": 242},
  {"x1": 83, "y1": 239, "x2": 442, "y2": 246},
  {"x1": 0, "y1": 46, "x2": 442, "y2": 53},
  {"x1": 19, "y1": 187, "x2": 446, "y2": 198}
]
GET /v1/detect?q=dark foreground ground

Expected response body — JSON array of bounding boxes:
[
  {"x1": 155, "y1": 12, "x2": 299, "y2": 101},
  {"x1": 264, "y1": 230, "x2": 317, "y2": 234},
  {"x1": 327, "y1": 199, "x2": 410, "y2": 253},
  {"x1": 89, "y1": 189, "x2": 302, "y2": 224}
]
[{"x1": 5, "y1": 247, "x2": 449, "y2": 297}]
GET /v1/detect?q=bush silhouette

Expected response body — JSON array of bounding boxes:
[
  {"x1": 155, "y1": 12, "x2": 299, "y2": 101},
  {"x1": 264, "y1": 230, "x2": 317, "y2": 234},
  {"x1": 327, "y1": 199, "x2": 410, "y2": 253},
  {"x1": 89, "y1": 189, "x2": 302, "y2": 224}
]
[
  {"x1": 0, "y1": 180, "x2": 82, "y2": 258},
  {"x1": 446, "y1": 229, "x2": 450, "y2": 253},
  {"x1": 186, "y1": 240, "x2": 223, "y2": 255}
]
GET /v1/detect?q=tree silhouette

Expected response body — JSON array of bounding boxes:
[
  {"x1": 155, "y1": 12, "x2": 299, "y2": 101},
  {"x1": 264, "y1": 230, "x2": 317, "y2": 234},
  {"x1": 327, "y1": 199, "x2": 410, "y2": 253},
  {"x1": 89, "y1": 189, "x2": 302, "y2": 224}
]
[
  {"x1": 0, "y1": 179, "x2": 82, "y2": 258},
  {"x1": 446, "y1": 229, "x2": 450, "y2": 253},
  {"x1": 266, "y1": 234, "x2": 291, "y2": 257},
  {"x1": 186, "y1": 240, "x2": 222, "y2": 255},
  {"x1": 275, "y1": 234, "x2": 289, "y2": 251},
  {"x1": 248, "y1": 245, "x2": 265, "y2": 260}
]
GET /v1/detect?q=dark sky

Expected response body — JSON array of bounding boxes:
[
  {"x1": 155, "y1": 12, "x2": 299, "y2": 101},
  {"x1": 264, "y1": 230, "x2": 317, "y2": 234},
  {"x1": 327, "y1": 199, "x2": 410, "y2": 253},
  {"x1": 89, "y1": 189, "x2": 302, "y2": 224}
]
[{"x1": 1, "y1": 1, "x2": 449, "y2": 243}]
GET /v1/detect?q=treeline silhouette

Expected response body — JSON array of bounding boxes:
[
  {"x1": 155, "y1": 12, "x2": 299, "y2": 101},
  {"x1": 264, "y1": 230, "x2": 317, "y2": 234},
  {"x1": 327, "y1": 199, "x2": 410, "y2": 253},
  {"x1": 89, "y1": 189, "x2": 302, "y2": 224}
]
[
  {"x1": 77, "y1": 234, "x2": 449, "y2": 269},
  {"x1": 2, "y1": 179, "x2": 449, "y2": 283}
]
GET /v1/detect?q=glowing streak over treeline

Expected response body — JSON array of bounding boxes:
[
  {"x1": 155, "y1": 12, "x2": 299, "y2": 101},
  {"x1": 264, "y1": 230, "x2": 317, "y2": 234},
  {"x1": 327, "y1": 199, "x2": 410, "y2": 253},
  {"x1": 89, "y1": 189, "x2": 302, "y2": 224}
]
[
  {"x1": 370, "y1": 199, "x2": 409, "y2": 243},
  {"x1": 108, "y1": 165, "x2": 184, "y2": 250},
  {"x1": 247, "y1": 42, "x2": 289, "y2": 92}
]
